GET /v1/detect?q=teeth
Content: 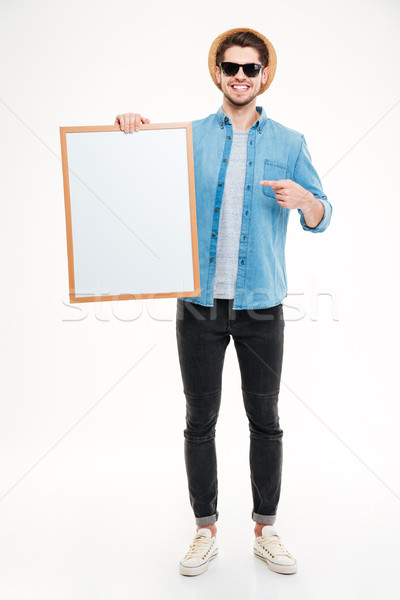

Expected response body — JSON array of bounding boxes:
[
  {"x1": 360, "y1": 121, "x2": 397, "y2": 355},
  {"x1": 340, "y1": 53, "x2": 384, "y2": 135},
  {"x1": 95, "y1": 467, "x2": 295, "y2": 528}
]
[{"x1": 233, "y1": 85, "x2": 248, "y2": 89}]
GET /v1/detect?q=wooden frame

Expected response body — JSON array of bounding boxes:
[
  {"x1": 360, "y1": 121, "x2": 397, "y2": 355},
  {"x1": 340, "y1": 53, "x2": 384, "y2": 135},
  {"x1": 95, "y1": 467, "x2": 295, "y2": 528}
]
[{"x1": 60, "y1": 123, "x2": 200, "y2": 303}]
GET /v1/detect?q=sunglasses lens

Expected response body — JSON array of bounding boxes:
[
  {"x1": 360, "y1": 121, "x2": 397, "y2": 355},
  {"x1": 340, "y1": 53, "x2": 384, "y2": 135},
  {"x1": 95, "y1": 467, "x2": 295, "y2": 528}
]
[
  {"x1": 243, "y1": 64, "x2": 261, "y2": 77},
  {"x1": 221, "y1": 62, "x2": 239, "y2": 76},
  {"x1": 220, "y1": 63, "x2": 261, "y2": 78}
]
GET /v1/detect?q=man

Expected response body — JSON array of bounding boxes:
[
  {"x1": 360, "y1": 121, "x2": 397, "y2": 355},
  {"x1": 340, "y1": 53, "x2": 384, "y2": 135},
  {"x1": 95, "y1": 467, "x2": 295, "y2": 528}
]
[{"x1": 115, "y1": 27, "x2": 332, "y2": 577}]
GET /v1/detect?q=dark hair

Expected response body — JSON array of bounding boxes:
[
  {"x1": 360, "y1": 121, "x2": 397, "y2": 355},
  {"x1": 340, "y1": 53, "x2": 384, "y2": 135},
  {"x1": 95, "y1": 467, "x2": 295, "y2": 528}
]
[{"x1": 216, "y1": 31, "x2": 269, "y2": 67}]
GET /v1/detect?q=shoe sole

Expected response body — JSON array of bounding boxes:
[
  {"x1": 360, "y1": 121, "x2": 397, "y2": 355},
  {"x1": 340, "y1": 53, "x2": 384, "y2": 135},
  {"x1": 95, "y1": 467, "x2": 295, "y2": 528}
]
[
  {"x1": 179, "y1": 550, "x2": 218, "y2": 576},
  {"x1": 253, "y1": 549, "x2": 297, "y2": 574}
]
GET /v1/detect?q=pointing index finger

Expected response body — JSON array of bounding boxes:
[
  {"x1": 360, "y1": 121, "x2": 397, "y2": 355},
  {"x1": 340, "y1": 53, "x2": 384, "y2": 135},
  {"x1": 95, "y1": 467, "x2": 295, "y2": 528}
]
[
  {"x1": 260, "y1": 180, "x2": 277, "y2": 185},
  {"x1": 260, "y1": 180, "x2": 286, "y2": 188}
]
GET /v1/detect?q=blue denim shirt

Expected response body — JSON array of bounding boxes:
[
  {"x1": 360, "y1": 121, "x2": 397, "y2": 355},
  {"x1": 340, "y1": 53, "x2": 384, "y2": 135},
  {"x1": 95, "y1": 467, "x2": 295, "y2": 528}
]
[{"x1": 181, "y1": 105, "x2": 332, "y2": 309}]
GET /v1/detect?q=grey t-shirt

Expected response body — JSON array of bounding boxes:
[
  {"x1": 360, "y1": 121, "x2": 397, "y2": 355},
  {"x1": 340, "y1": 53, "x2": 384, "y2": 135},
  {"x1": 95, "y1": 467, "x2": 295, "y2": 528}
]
[{"x1": 213, "y1": 129, "x2": 249, "y2": 299}]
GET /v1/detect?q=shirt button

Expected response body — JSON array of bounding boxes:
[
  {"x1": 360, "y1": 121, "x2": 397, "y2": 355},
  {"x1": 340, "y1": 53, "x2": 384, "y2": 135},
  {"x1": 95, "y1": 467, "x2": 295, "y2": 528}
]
[
  {"x1": 247, "y1": 185, "x2": 250, "y2": 190},
  {"x1": 215, "y1": 207, "x2": 219, "y2": 212},
  {"x1": 243, "y1": 235, "x2": 246, "y2": 240},
  {"x1": 223, "y1": 158, "x2": 227, "y2": 162},
  {"x1": 241, "y1": 260, "x2": 245, "y2": 265},
  {"x1": 212, "y1": 232, "x2": 216, "y2": 237},
  {"x1": 210, "y1": 257, "x2": 214, "y2": 262},
  {"x1": 245, "y1": 210, "x2": 249, "y2": 215},
  {"x1": 218, "y1": 182, "x2": 222, "y2": 187},
  {"x1": 224, "y1": 117, "x2": 228, "y2": 123},
  {"x1": 249, "y1": 161, "x2": 252, "y2": 166},
  {"x1": 227, "y1": 135, "x2": 231, "y2": 140}
]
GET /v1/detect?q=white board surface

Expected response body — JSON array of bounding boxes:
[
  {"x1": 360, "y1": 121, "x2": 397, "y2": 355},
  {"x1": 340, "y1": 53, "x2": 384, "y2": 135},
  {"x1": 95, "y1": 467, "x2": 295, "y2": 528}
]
[{"x1": 60, "y1": 124, "x2": 199, "y2": 303}]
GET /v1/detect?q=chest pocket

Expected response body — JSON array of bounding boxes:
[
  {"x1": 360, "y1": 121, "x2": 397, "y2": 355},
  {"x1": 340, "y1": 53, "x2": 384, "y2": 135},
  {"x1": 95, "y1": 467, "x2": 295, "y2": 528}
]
[{"x1": 262, "y1": 159, "x2": 288, "y2": 198}]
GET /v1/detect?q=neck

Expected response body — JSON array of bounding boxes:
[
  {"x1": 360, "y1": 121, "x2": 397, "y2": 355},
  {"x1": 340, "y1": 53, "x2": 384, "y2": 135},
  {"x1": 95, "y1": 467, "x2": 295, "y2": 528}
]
[{"x1": 222, "y1": 98, "x2": 260, "y2": 131}]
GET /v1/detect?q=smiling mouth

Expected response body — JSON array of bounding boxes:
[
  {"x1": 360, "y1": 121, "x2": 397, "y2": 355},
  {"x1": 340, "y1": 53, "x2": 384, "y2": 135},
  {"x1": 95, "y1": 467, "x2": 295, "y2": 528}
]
[{"x1": 231, "y1": 85, "x2": 250, "y2": 91}]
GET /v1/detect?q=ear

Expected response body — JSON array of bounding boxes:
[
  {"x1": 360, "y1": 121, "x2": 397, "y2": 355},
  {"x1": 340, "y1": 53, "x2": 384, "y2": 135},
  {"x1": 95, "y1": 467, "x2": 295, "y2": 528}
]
[
  {"x1": 215, "y1": 64, "x2": 221, "y2": 84},
  {"x1": 262, "y1": 66, "x2": 269, "y2": 85}
]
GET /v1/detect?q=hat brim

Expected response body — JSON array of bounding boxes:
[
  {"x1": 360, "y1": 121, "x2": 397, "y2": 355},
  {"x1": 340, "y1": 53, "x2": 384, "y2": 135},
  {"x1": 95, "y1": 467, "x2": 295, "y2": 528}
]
[{"x1": 208, "y1": 27, "x2": 277, "y2": 96}]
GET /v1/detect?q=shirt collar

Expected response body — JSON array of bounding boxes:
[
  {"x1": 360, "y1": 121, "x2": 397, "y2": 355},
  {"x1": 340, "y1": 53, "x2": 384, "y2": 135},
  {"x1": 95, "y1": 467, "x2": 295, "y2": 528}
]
[{"x1": 216, "y1": 105, "x2": 267, "y2": 133}]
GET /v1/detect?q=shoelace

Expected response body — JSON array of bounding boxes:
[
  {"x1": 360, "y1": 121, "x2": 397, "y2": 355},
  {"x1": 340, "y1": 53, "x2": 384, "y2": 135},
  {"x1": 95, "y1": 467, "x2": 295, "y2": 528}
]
[
  {"x1": 184, "y1": 533, "x2": 214, "y2": 558},
  {"x1": 258, "y1": 535, "x2": 293, "y2": 558}
]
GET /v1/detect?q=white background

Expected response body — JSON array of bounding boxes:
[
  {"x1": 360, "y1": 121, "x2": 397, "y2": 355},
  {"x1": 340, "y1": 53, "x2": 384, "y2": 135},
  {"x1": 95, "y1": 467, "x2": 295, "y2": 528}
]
[{"x1": 0, "y1": 0, "x2": 399, "y2": 598}]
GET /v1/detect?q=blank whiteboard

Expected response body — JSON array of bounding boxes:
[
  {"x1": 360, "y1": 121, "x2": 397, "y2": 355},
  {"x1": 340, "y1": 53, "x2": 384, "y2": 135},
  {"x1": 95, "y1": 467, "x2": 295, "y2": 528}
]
[{"x1": 59, "y1": 123, "x2": 200, "y2": 303}]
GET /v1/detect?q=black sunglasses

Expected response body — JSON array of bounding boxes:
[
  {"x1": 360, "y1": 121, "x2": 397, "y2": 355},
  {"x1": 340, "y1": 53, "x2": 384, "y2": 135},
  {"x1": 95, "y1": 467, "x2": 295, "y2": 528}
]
[{"x1": 220, "y1": 62, "x2": 262, "y2": 78}]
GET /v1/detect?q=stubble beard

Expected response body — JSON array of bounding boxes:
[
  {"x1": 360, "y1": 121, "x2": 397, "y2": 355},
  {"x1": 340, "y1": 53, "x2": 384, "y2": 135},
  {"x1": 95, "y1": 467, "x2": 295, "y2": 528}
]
[
  {"x1": 222, "y1": 81, "x2": 261, "y2": 108},
  {"x1": 224, "y1": 93, "x2": 257, "y2": 107}
]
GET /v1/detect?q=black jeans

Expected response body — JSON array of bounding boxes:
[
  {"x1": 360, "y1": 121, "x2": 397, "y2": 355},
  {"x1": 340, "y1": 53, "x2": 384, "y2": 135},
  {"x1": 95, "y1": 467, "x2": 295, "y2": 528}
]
[{"x1": 176, "y1": 298, "x2": 285, "y2": 526}]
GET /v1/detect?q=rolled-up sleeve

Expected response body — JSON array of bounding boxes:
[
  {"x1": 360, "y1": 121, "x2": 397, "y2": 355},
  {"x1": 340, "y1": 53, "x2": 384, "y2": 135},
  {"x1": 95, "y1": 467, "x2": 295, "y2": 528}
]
[{"x1": 294, "y1": 134, "x2": 332, "y2": 233}]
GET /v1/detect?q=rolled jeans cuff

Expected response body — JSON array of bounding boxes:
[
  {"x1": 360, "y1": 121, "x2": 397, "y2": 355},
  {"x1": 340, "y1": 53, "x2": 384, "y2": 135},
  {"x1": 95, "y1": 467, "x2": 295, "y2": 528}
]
[
  {"x1": 252, "y1": 511, "x2": 276, "y2": 525},
  {"x1": 195, "y1": 511, "x2": 219, "y2": 526}
]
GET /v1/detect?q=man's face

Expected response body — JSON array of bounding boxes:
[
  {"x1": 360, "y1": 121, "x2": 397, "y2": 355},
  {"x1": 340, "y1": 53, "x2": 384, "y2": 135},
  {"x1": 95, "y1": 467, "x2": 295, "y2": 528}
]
[{"x1": 215, "y1": 45, "x2": 269, "y2": 107}]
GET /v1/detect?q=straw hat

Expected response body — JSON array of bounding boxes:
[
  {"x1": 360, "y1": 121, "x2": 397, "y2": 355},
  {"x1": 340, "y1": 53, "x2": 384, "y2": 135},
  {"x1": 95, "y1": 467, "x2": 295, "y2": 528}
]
[{"x1": 208, "y1": 27, "x2": 277, "y2": 95}]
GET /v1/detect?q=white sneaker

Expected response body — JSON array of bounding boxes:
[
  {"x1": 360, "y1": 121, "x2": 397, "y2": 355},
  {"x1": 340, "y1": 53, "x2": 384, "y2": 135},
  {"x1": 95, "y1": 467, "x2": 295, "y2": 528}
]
[
  {"x1": 179, "y1": 528, "x2": 218, "y2": 576},
  {"x1": 254, "y1": 526, "x2": 297, "y2": 574}
]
